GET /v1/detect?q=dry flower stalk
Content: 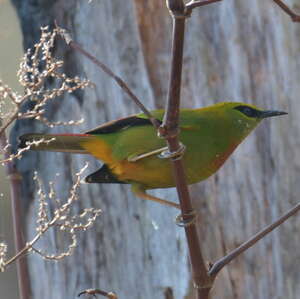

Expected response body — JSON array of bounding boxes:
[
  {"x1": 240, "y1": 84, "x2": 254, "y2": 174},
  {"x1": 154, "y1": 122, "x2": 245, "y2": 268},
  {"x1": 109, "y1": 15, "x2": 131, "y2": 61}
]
[
  {"x1": 0, "y1": 242, "x2": 8, "y2": 272},
  {"x1": 0, "y1": 26, "x2": 91, "y2": 162},
  {"x1": 78, "y1": 288, "x2": 118, "y2": 299},
  {"x1": 0, "y1": 137, "x2": 55, "y2": 164},
  {"x1": 1, "y1": 163, "x2": 101, "y2": 270}
]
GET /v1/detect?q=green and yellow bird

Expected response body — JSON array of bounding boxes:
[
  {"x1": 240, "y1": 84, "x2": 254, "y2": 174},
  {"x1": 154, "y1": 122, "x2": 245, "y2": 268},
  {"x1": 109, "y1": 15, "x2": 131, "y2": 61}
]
[{"x1": 20, "y1": 102, "x2": 287, "y2": 208}]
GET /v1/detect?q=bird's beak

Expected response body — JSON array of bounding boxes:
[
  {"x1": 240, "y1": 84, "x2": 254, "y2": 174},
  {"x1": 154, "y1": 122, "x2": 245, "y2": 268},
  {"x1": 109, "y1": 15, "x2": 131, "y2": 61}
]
[{"x1": 259, "y1": 110, "x2": 288, "y2": 118}]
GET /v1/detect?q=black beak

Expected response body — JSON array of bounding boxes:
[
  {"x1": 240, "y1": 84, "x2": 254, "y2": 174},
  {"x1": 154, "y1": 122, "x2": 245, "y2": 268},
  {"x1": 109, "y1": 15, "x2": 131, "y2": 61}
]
[{"x1": 260, "y1": 110, "x2": 288, "y2": 118}]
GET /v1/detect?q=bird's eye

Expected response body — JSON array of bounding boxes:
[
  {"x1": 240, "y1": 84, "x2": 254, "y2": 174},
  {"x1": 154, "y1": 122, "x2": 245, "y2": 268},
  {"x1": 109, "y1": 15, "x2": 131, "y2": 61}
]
[{"x1": 234, "y1": 105, "x2": 261, "y2": 118}]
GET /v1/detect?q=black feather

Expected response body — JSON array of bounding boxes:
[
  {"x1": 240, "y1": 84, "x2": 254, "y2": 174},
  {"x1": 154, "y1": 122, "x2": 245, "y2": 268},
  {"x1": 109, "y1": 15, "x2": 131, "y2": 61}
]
[
  {"x1": 86, "y1": 115, "x2": 159, "y2": 135},
  {"x1": 85, "y1": 164, "x2": 128, "y2": 184}
]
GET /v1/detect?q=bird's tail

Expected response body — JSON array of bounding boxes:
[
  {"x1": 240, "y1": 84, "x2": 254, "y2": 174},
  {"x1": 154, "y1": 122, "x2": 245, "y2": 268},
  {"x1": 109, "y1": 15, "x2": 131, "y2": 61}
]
[{"x1": 19, "y1": 133, "x2": 96, "y2": 154}]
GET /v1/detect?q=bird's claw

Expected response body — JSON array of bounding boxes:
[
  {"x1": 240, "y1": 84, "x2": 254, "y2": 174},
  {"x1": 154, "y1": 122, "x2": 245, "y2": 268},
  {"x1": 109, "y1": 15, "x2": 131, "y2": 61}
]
[
  {"x1": 158, "y1": 142, "x2": 186, "y2": 161},
  {"x1": 175, "y1": 209, "x2": 198, "y2": 227}
]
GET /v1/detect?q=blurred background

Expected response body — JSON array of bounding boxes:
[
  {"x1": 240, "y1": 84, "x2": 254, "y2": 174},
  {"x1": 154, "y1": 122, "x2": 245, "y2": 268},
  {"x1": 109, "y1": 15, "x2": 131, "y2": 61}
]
[{"x1": 0, "y1": 0, "x2": 22, "y2": 298}]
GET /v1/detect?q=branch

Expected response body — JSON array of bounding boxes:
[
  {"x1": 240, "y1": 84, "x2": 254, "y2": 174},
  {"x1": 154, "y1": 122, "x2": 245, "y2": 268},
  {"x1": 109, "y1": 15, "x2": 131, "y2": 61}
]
[
  {"x1": 161, "y1": 1, "x2": 222, "y2": 298},
  {"x1": 273, "y1": 0, "x2": 300, "y2": 22},
  {"x1": 209, "y1": 201, "x2": 300, "y2": 276},
  {"x1": 78, "y1": 289, "x2": 117, "y2": 299},
  {"x1": 56, "y1": 25, "x2": 161, "y2": 129},
  {"x1": 0, "y1": 133, "x2": 31, "y2": 299}
]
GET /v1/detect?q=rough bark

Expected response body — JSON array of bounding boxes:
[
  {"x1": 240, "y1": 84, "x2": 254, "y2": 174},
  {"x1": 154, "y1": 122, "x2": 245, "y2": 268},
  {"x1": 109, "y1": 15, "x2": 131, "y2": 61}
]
[{"x1": 10, "y1": 0, "x2": 300, "y2": 298}]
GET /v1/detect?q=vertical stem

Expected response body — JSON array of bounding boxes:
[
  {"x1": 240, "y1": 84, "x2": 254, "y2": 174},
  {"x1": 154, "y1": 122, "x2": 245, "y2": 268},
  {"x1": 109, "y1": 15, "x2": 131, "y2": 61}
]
[
  {"x1": 163, "y1": 2, "x2": 213, "y2": 298},
  {"x1": 0, "y1": 134, "x2": 31, "y2": 299},
  {"x1": 163, "y1": 18, "x2": 185, "y2": 131}
]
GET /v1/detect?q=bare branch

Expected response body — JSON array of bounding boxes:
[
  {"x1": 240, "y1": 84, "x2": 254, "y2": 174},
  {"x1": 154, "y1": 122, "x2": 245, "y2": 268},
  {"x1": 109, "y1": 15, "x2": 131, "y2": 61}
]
[
  {"x1": 55, "y1": 25, "x2": 161, "y2": 129},
  {"x1": 273, "y1": 0, "x2": 300, "y2": 22},
  {"x1": 0, "y1": 132, "x2": 31, "y2": 299},
  {"x1": 162, "y1": 1, "x2": 218, "y2": 298},
  {"x1": 78, "y1": 288, "x2": 118, "y2": 299},
  {"x1": 209, "y1": 201, "x2": 300, "y2": 276}
]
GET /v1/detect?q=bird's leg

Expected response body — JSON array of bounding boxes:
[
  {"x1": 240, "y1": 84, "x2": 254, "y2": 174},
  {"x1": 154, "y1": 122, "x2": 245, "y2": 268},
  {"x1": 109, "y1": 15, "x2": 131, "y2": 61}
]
[
  {"x1": 131, "y1": 184, "x2": 180, "y2": 209},
  {"x1": 127, "y1": 142, "x2": 185, "y2": 162},
  {"x1": 127, "y1": 146, "x2": 168, "y2": 162}
]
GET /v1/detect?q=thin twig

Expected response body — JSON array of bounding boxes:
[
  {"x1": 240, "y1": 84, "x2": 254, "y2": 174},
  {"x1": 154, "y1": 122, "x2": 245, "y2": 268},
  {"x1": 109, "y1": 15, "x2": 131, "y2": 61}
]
[
  {"x1": 4, "y1": 233, "x2": 41, "y2": 267},
  {"x1": 56, "y1": 25, "x2": 161, "y2": 129},
  {"x1": 0, "y1": 133, "x2": 31, "y2": 299},
  {"x1": 78, "y1": 288, "x2": 117, "y2": 299},
  {"x1": 273, "y1": 0, "x2": 300, "y2": 22},
  {"x1": 209, "y1": 201, "x2": 300, "y2": 276}
]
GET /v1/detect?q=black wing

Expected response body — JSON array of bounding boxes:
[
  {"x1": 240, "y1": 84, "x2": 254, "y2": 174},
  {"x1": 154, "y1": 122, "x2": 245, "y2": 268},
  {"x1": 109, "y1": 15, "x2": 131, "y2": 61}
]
[
  {"x1": 85, "y1": 164, "x2": 128, "y2": 184},
  {"x1": 85, "y1": 115, "x2": 160, "y2": 135}
]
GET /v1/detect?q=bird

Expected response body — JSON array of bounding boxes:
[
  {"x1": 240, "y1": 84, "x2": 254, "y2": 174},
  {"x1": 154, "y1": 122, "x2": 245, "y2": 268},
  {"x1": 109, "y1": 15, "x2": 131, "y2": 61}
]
[{"x1": 19, "y1": 102, "x2": 287, "y2": 209}]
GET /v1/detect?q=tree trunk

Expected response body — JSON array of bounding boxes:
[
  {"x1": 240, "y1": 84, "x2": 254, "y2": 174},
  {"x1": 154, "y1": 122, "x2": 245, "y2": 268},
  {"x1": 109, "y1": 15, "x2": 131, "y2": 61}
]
[{"x1": 11, "y1": 0, "x2": 300, "y2": 298}]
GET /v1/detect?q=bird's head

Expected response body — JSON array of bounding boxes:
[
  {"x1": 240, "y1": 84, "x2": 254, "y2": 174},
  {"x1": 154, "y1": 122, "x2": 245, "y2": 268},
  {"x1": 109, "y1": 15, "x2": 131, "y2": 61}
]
[
  {"x1": 198, "y1": 102, "x2": 287, "y2": 144},
  {"x1": 212, "y1": 102, "x2": 287, "y2": 134},
  {"x1": 230, "y1": 102, "x2": 287, "y2": 120}
]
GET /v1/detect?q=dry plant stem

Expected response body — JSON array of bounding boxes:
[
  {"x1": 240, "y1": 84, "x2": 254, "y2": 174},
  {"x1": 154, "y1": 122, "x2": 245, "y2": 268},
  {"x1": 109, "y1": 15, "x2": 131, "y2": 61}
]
[
  {"x1": 3, "y1": 163, "x2": 99, "y2": 266},
  {"x1": 4, "y1": 233, "x2": 41, "y2": 267},
  {"x1": 57, "y1": 28, "x2": 160, "y2": 129},
  {"x1": 78, "y1": 288, "x2": 118, "y2": 299},
  {"x1": 209, "y1": 200, "x2": 300, "y2": 276},
  {"x1": 0, "y1": 133, "x2": 31, "y2": 299},
  {"x1": 0, "y1": 83, "x2": 21, "y2": 136},
  {"x1": 163, "y1": 1, "x2": 212, "y2": 298},
  {"x1": 273, "y1": 0, "x2": 300, "y2": 22}
]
